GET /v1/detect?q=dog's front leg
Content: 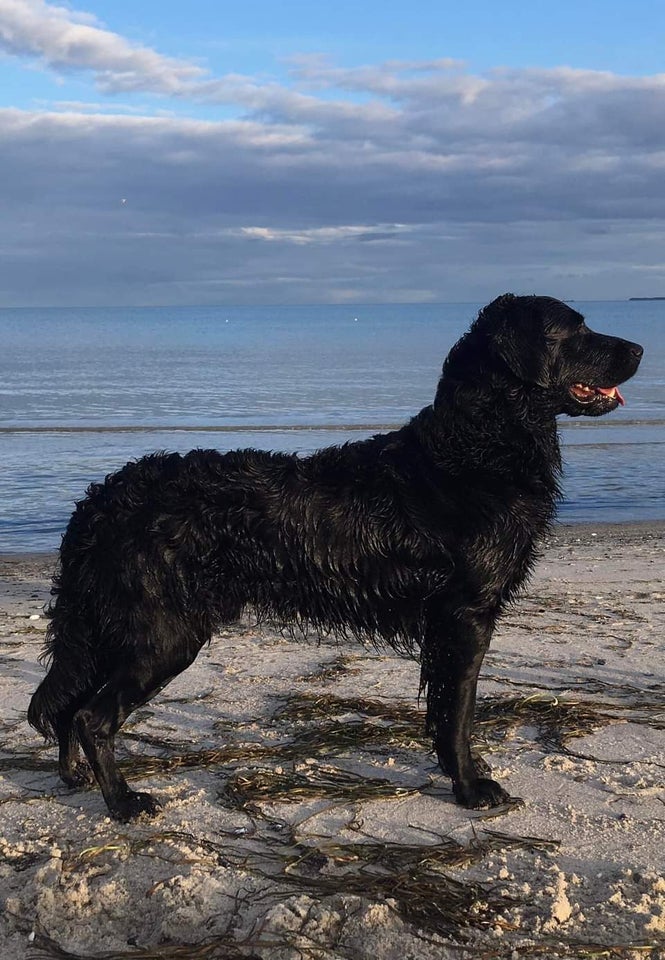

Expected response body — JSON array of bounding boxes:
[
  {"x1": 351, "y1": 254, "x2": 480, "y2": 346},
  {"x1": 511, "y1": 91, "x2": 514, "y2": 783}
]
[{"x1": 422, "y1": 606, "x2": 511, "y2": 809}]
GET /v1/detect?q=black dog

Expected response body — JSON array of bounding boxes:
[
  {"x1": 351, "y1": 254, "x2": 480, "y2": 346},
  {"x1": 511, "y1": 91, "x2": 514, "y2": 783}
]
[{"x1": 29, "y1": 295, "x2": 643, "y2": 821}]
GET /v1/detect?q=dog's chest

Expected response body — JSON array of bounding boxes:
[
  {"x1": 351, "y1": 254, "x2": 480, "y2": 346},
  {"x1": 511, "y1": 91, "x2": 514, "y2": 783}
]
[{"x1": 468, "y1": 510, "x2": 549, "y2": 605}]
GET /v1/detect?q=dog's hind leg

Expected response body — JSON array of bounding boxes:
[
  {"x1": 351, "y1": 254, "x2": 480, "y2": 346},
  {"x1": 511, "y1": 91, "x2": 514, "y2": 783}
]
[
  {"x1": 55, "y1": 707, "x2": 94, "y2": 788},
  {"x1": 74, "y1": 638, "x2": 203, "y2": 822},
  {"x1": 29, "y1": 663, "x2": 95, "y2": 787},
  {"x1": 422, "y1": 606, "x2": 512, "y2": 810}
]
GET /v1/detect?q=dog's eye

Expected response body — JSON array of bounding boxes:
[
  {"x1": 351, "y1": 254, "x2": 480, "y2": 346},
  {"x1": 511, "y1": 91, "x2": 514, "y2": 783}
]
[
  {"x1": 546, "y1": 326, "x2": 577, "y2": 342},
  {"x1": 545, "y1": 318, "x2": 585, "y2": 342}
]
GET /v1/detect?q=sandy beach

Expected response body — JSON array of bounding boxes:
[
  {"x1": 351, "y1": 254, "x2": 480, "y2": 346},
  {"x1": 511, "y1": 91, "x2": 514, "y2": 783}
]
[{"x1": 0, "y1": 522, "x2": 663, "y2": 959}]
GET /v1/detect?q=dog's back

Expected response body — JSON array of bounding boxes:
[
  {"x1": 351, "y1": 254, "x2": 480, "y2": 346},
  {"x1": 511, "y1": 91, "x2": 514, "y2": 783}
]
[{"x1": 37, "y1": 431, "x2": 447, "y2": 678}]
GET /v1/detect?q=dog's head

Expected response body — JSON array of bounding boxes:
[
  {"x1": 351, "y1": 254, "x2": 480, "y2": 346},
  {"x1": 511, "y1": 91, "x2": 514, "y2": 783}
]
[{"x1": 444, "y1": 294, "x2": 643, "y2": 417}]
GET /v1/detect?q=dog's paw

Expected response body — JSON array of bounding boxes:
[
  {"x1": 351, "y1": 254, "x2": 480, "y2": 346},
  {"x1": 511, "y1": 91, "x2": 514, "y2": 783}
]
[
  {"x1": 111, "y1": 791, "x2": 162, "y2": 823},
  {"x1": 455, "y1": 777, "x2": 512, "y2": 810}
]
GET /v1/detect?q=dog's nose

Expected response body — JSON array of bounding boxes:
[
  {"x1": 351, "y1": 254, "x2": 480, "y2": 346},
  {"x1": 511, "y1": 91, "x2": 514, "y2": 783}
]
[{"x1": 630, "y1": 343, "x2": 644, "y2": 360}]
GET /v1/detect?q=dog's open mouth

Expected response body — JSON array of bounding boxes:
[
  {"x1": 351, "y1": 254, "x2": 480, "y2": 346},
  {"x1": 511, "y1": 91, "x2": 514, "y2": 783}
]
[{"x1": 569, "y1": 383, "x2": 625, "y2": 406}]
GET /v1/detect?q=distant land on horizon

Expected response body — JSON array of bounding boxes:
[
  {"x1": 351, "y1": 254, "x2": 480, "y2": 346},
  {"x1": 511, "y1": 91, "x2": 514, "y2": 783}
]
[{"x1": 628, "y1": 296, "x2": 665, "y2": 301}]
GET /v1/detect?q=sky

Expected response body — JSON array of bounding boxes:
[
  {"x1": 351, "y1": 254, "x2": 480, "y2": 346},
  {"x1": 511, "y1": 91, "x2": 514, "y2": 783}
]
[{"x1": 1, "y1": 0, "x2": 665, "y2": 306}]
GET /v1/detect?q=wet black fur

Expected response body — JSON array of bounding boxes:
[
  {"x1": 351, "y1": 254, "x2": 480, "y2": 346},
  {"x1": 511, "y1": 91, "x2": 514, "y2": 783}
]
[{"x1": 28, "y1": 295, "x2": 643, "y2": 821}]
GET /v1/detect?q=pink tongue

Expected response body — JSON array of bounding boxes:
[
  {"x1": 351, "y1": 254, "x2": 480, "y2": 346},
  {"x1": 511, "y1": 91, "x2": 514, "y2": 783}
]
[{"x1": 597, "y1": 386, "x2": 625, "y2": 406}]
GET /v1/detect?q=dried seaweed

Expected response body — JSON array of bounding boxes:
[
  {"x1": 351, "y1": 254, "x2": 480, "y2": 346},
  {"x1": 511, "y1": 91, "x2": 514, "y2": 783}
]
[
  {"x1": 274, "y1": 690, "x2": 626, "y2": 758},
  {"x1": 251, "y1": 829, "x2": 548, "y2": 938},
  {"x1": 275, "y1": 692, "x2": 423, "y2": 728},
  {"x1": 219, "y1": 765, "x2": 426, "y2": 811},
  {"x1": 277, "y1": 717, "x2": 424, "y2": 759},
  {"x1": 29, "y1": 932, "x2": 262, "y2": 960},
  {"x1": 302, "y1": 654, "x2": 364, "y2": 683},
  {"x1": 473, "y1": 937, "x2": 665, "y2": 958},
  {"x1": 117, "y1": 742, "x2": 270, "y2": 779},
  {"x1": 473, "y1": 694, "x2": 609, "y2": 751},
  {"x1": 0, "y1": 751, "x2": 56, "y2": 773},
  {"x1": 32, "y1": 826, "x2": 562, "y2": 955}
]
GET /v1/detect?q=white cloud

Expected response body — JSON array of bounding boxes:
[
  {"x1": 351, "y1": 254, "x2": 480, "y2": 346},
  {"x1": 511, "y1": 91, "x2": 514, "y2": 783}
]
[
  {"x1": 236, "y1": 225, "x2": 410, "y2": 244},
  {"x1": 0, "y1": 0, "x2": 204, "y2": 92}
]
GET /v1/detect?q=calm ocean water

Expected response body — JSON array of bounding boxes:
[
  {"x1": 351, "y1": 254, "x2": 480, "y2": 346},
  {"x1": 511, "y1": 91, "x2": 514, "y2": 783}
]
[{"x1": 1, "y1": 301, "x2": 663, "y2": 552}]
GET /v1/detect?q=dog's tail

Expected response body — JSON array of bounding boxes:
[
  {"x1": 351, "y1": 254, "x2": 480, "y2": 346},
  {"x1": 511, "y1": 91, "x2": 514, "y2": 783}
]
[
  {"x1": 28, "y1": 609, "x2": 98, "y2": 742},
  {"x1": 28, "y1": 663, "x2": 71, "y2": 741}
]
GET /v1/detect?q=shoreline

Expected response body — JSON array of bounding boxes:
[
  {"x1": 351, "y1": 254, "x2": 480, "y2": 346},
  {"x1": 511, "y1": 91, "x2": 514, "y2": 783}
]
[{"x1": 3, "y1": 518, "x2": 665, "y2": 567}]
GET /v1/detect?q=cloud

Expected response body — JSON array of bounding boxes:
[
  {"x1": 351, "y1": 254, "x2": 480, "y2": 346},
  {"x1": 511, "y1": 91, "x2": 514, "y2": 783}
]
[
  {"x1": 236, "y1": 225, "x2": 410, "y2": 244},
  {"x1": 1, "y1": 84, "x2": 665, "y2": 306},
  {"x1": 0, "y1": 0, "x2": 204, "y2": 92},
  {"x1": 1, "y1": 4, "x2": 665, "y2": 303}
]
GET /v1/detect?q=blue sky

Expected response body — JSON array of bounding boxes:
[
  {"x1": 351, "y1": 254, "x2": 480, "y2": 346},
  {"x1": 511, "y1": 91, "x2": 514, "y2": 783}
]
[
  {"x1": 107, "y1": 0, "x2": 665, "y2": 76},
  {"x1": 1, "y1": 0, "x2": 665, "y2": 305}
]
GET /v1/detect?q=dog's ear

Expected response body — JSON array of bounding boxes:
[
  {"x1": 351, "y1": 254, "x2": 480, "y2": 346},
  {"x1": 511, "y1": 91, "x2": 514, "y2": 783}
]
[{"x1": 480, "y1": 294, "x2": 551, "y2": 388}]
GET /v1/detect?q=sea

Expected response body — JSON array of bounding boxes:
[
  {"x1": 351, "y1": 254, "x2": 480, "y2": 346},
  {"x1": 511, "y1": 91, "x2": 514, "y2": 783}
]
[{"x1": 1, "y1": 301, "x2": 663, "y2": 553}]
